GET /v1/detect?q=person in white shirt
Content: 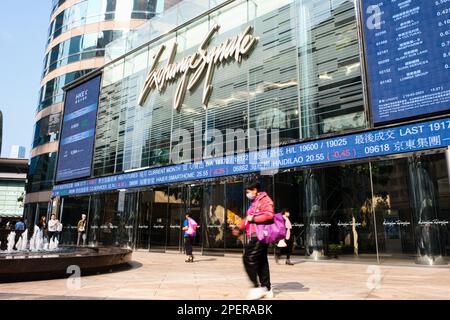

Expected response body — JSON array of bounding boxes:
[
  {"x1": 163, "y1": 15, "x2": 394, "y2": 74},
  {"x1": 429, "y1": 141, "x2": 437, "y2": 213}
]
[
  {"x1": 77, "y1": 214, "x2": 87, "y2": 246},
  {"x1": 48, "y1": 214, "x2": 60, "y2": 242}
]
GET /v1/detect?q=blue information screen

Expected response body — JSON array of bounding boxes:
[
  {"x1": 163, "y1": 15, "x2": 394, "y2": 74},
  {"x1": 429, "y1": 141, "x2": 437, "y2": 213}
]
[
  {"x1": 362, "y1": 1, "x2": 450, "y2": 124},
  {"x1": 53, "y1": 116, "x2": 450, "y2": 196},
  {"x1": 55, "y1": 75, "x2": 101, "y2": 182}
]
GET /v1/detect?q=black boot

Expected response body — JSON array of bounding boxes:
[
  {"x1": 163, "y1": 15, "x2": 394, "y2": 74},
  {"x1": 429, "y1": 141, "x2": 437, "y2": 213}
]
[
  {"x1": 286, "y1": 259, "x2": 294, "y2": 265},
  {"x1": 185, "y1": 256, "x2": 192, "y2": 263}
]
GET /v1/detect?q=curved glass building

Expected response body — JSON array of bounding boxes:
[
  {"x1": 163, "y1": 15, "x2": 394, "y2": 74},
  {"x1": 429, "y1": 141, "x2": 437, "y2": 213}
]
[
  {"x1": 25, "y1": 0, "x2": 179, "y2": 220},
  {"x1": 47, "y1": 0, "x2": 450, "y2": 265}
]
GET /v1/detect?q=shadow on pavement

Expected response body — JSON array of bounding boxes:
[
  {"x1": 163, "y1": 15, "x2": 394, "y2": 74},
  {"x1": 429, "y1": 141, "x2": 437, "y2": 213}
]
[
  {"x1": 192, "y1": 258, "x2": 217, "y2": 263},
  {"x1": 109, "y1": 261, "x2": 143, "y2": 273},
  {"x1": 273, "y1": 282, "x2": 310, "y2": 293}
]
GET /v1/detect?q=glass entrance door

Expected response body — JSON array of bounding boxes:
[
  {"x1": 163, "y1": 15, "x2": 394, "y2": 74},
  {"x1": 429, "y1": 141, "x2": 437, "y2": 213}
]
[
  {"x1": 136, "y1": 190, "x2": 150, "y2": 250},
  {"x1": 148, "y1": 188, "x2": 169, "y2": 252},
  {"x1": 59, "y1": 196, "x2": 90, "y2": 245},
  {"x1": 167, "y1": 186, "x2": 187, "y2": 252},
  {"x1": 202, "y1": 183, "x2": 226, "y2": 256},
  {"x1": 118, "y1": 191, "x2": 137, "y2": 249},
  {"x1": 372, "y1": 153, "x2": 450, "y2": 264},
  {"x1": 274, "y1": 171, "x2": 306, "y2": 256},
  {"x1": 371, "y1": 159, "x2": 415, "y2": 259},
  {"x1": 225, "y1": 181, "x2": 245, "y2": 252},
  {"x1": 188, "y1": 185, "x2": 203, "y2": 253},
  {"x1": 302, "y1": 164, "x2": 377, "y2": 261}
]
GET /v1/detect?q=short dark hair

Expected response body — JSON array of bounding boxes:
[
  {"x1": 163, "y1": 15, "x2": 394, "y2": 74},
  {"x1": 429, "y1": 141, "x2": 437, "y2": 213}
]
[{"x1": 245, "y1": 180, "x2": 261, "y2": 192}]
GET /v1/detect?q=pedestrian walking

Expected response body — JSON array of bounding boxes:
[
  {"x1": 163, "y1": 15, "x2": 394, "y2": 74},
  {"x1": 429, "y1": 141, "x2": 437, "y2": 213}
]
[
  {"x1": 48, "y1": 214, "x2": 60, "y2": 242},
  {"x1": 14, "y1": 218, "x2": 25, "y2": 250},
  {"x1": 182, "y1": 212, "x2": 197, "y2": 262},
  {"x1": 233, "y1": 180, "x2": 275, "y2": 300},
  {"x1": 77, "y1": 214, "x2": 87, "y2": 246},
  {"x1": 37, "y1": 215, "x2": 48, "y2": 240},
  {"x1": 56, "y1": 220, "x2": 63, "y2": 241},
  {"x1": 275, "y1": 209, "x2": 294, "y2": 265}
]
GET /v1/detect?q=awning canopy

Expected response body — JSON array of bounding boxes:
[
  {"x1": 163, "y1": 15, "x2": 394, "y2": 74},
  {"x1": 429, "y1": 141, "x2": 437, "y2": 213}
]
[{"x1": 0, "y1": 212, "x2": 23, "y2": 218}]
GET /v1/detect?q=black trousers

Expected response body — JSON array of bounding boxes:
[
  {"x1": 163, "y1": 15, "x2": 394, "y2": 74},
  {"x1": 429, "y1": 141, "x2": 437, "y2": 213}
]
[
  {"x1": 48, "y1": 231, "x2": 57, "y2": 241},
  {"x1": 184, "y1": 236, "x2": 194, "y2": 255},
  {"x1": 275, "y1": 238, "x2": 293, "y2": 260},
  {"x1": 243, "y1": 236, "x2": 271, "y2": 290},
  {"x1": 14, "y1": 230, "x2": 24, "y2": 250}
]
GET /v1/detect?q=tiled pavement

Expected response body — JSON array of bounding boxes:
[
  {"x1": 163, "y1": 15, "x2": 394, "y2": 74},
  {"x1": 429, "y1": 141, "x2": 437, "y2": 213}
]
[{"x1": 0, "y1": 251, "x2": 449, "y2": 300}]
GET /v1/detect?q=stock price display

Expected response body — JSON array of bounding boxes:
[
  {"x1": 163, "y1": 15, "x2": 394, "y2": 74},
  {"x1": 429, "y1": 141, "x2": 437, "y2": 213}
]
[
  {"x1": 363, "y1": 0, "x2": 450, "y2": 124},
  {"x1": 53, "y1": 117, "x2": 450, "y2": 197}
]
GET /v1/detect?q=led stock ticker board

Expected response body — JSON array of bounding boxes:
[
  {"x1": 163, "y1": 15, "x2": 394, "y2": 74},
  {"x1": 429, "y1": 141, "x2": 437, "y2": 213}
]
[
  {"x1": 362, "y1": 0, "x2": 450, "y2": 124},
  {"x1": 55, "y1": 76, "x2": 101, "y2": 182},
  {"x1": 53, "y1": 116, "x2": 450, "y2": 196}
]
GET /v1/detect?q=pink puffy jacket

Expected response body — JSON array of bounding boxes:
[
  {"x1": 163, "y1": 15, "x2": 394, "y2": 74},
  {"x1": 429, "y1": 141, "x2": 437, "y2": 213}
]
[{"x1": 239, "y1": 192, "x2": 275, "y2": 237}]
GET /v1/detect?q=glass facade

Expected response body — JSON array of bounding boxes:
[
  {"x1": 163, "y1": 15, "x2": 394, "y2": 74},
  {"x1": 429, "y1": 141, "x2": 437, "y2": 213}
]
[
  {"x1": 39, "y1": 0, "x2": 169, "y2": 114},
  {"x1": 32, "y1": 113, "x2": 61, "y2": 148},
  {"x1": 38, "y1": 69, "x2": 94, "y2": 113},
  {"x1": 51, "y1": 0, "x2": 67, "y2": 15},
  {"x1": 23, "y1": 202, "x2": 50, "y2": 232},
  {"x1": 57, "y1": 153, "x2": 450, "y2": 263},
  {"x1": 43, "y1": 30, "x2": 124, "y2": 77},
  {"x1": 0, "y1": 181, "x2": 26, "y2": 217},
  {"x1": 27, "y1": 153, "x2": 57, "y2": 193},
  {"x1": 47, "y1": 0, "x2": 164, "y2": 43},
  {"x1": 93, "y1": 0, "x2": 365, "y2": 176},
  {"x1": 28, "y1": 1, "x2": 176, "y2": 203},
  {"x1": 51, "y1": 0, "x2": 450, "y2": 265}
]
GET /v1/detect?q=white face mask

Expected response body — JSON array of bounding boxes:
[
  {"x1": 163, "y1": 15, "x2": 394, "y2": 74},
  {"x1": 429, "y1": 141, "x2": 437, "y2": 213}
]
[{"x1": 246, "y1": 192, "x2": 256, "y2": 200}]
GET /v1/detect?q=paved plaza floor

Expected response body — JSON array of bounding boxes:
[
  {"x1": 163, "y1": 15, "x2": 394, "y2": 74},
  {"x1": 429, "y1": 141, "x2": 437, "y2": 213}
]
[{"x1": 0, "y1": 251, "x2": 449, "y2": 300}]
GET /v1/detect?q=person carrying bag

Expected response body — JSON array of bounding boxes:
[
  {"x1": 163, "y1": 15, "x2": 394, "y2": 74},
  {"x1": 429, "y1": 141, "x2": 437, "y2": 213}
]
[
  {"x1": 182, "y1": 212, "x2": 197, "y2": 262},
  {"x1": 275, "y1": 209, "x2": 294, "y2": 265},
  {"x1": 232, "y1": 180, "x2": 285, "y2": 300}
]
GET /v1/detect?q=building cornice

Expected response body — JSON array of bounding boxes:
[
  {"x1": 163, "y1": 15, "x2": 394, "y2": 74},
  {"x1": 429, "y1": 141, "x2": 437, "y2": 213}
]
[
  {"x1": 30, "y1": 141, "x2": 59, "y2": 159},
  {"x1": 25, "y1": 191, "x2": 52, "y2": 204},
  {"x1": 35, "y1": 102, "x2": 64, "y2": 122},
  {"x1": 41, "y1": 57, "x2": 105, "y2": 86}
]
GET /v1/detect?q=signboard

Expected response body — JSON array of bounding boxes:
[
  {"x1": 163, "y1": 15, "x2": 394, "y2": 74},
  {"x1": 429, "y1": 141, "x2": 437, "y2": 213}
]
[
  {"x1": 362, "y1": 1, "x2": 450, "y2": 124},
  {"x1": 53, "y1": 116, "x2": 450, "y2": 196},
  {"x1": 138, "y1": 24, "x2": 258, "y2": 110},
  {"x1": 55, "y1": 75, "x2": 101, "y2": 182}
]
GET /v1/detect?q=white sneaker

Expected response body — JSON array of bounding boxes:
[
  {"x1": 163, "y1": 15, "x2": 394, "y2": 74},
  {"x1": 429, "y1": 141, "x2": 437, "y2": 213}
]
[
  {"x1": 264, "y1": 288, "x2": 274, "y2": 299},
  {"x1": 246, "y1": 287, "x2": 266, "y2": 300}
]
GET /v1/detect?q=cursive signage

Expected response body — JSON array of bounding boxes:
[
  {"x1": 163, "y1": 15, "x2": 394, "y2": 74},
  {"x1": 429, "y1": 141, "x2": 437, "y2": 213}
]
[
  {"x1": 337, "y1": 221, "x2": 362, "y2": 227},
  {"x1": 207, "y1": 224, "x2": 222, "y2": 229},
  {"x1": 383, "y1": 220, "x2": 411, "y2": 227},
  {"x1": 310, "y1": 222, "x2": 331, "y2": 228},
  {"x1": 418, "y1": 219, "x2": 449, "y2": 226},
  {"x1": 292, "y1": 223, "x2": 305, "y2": 228},
  {"x1": 138, "y1": 24, "x2": 258, "y2": 110}
]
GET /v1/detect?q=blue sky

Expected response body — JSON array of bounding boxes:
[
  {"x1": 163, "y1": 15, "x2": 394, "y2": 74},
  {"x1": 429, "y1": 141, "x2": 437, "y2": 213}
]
[{"x1": 0, "y1": 1, "x2": 51, "y2": 158}]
